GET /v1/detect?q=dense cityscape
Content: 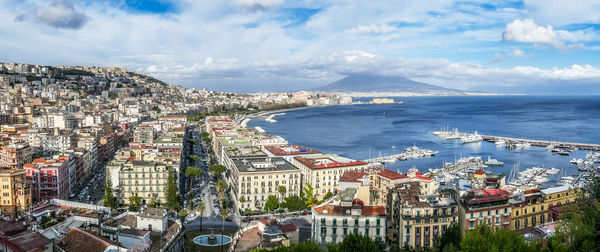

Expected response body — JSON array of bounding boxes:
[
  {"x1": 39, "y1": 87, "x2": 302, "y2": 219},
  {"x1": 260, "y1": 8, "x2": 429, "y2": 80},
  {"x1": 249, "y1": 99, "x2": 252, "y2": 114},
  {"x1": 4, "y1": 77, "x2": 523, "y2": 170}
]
[{"x1": 0, "y1": 61, "x2": 597, "y2": 252}]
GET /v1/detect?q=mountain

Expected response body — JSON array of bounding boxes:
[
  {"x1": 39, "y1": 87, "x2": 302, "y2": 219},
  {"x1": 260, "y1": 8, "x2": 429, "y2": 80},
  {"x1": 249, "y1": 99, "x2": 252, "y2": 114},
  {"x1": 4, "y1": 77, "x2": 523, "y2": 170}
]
[{"x1": 313, "y1": 74, "x2": 461, "y2": 93}]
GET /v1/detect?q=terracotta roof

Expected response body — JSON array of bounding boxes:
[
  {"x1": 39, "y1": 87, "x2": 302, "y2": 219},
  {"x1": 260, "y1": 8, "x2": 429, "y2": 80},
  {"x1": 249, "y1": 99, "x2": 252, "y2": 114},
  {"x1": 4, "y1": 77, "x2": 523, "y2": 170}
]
[
  {"x1": 278, "y1": 223, "x2": 298, "y2": 233},
  {"x1": 376, "y1": 168, "x2": 405, "y2": 180},
  {"x1": 264, "y1": 145, "x2": 321, "y2": 156},
  {"x1": 361, "y1": 206, "x2": 386, "y2": 216},
  {"x1": 0, "y1": 220, "x2": 27, "y2": 236},
  {"x1": 339, "y1": 171, "x2": 367, "y2": 183},
  {"x1": 59, "y1": 227, "x2": 115, "y2": 252},
  {"x1": 7, "y1": 231, "x2": 51, "y2": 252},
  {"x1": 258, "y1": 219, "x2": 277, "y2": 226},
  {"x1": 474, "y1": 169, "x2": 486, "y2": 175}
]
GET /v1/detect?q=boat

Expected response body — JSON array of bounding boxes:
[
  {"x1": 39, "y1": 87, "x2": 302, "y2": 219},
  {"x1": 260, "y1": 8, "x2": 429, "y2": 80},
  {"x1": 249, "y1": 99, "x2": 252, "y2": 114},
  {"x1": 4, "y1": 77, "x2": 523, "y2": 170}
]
[
  {"x1": 444, "y1": 128, "x2": 461, "y2": 140},
  {"x1": 570, "y1": 158, "x2": 579, "y2": 164},
  {"x1": 495, "y1": 140, "x2": 506, "y2": 146},
  {"x1": 461, "y1": 131, "x2": 483, "y2": 144},
  {"x1": 484, "y1": 156, "x2": 504, "y2": 166},
  {"x1": 557, "y1": 150, "x2": 570, "y2": 156}
]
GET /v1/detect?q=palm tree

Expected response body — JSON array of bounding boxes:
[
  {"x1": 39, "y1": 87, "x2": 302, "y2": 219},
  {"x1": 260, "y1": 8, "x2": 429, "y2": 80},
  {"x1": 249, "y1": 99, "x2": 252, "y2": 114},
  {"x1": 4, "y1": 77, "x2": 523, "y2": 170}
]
[
  {"x1": 197, "y1": 202, "x2": 205, "y2": 230},
  {"x1": 220, "y1": 209, "x2": 229, "y2": 252},
  {"x1": 278, "y1": 185, "x2": 286, "y2": 202}
]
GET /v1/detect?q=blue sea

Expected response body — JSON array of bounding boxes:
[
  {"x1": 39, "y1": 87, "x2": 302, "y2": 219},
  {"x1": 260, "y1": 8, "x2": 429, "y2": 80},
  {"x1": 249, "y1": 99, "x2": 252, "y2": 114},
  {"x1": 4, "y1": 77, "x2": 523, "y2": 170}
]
[{"x1": 248, "y1": 96, "x2": 600, "y2": 185}]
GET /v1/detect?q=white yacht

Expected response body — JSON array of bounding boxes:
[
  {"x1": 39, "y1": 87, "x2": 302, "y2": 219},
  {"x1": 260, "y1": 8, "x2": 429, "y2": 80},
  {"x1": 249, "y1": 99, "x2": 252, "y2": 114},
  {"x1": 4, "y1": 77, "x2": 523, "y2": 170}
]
[
  {"x1": 495, "y1": 140, "x2": 506, "y2": 146},
  {"x1": 461, "y1": 131, "x2": 483, "y2": 144},
  {"x1": 484, "y1": 156, "x2": 504, "y2": 166}
]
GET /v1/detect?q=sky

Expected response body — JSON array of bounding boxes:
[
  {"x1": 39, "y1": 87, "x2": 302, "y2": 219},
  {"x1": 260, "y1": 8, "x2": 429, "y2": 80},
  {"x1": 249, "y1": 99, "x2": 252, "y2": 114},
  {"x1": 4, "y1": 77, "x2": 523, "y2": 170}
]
[{"x1": 1, "y1": 0, "x2": 600, "y2": 93}]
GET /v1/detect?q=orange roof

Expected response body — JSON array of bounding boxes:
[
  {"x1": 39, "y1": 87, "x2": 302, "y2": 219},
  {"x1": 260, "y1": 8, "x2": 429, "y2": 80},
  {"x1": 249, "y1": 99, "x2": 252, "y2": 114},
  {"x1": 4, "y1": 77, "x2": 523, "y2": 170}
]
[
  {"x1": 474, "y1": 169, "x2": 486, "y2": 175},
  {"x1": 339, "y1": 171, "x2": 367, "y2": 183}
]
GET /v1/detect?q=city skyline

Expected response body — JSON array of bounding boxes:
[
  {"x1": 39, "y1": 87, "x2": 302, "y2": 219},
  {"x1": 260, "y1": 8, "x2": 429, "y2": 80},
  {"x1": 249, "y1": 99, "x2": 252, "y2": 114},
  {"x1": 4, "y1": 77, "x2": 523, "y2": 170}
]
[{"x1": 1, "y1": 0, "x2": 600, "y2": 93}]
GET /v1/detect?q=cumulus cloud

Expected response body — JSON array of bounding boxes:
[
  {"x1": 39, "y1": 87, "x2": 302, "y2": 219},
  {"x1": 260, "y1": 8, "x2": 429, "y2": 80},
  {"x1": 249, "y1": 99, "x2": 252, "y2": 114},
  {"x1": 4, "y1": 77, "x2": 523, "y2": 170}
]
[
  {"x1": 508, "y1": 47, "x2": 524, "y2": 57},
  {"x1": 232, "y1": 0, "x2": 284, "y2": 10},
  {"x1": 34, "y1": 0, "x2": 87, "y2": 29},
  {"x1": 502, "y1": 19, "x2": 585, "y2": 49}
]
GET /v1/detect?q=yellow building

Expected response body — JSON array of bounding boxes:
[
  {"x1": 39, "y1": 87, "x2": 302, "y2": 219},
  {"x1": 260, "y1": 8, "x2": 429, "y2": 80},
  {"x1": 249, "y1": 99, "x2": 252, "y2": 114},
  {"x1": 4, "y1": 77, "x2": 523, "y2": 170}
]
[
  {"x1": 118, "y1": 161, "x2": 170, "y2": 205},
  {"x1": 292, "y1": 154, "x2": 367, "y2": 199},
  {"x1": 510, "y1": 185, "x2": 580, "y2": 231},
  {"x1": 0, "y1": 169, "x2": 32, "y2": 220}
]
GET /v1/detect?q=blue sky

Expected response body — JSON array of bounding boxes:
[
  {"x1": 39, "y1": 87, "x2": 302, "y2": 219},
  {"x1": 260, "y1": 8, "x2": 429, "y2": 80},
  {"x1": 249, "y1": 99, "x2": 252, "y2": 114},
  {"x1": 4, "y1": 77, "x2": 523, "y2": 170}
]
[{"x1": 1, "y1": 0, "x2": 600, "y2": 93}]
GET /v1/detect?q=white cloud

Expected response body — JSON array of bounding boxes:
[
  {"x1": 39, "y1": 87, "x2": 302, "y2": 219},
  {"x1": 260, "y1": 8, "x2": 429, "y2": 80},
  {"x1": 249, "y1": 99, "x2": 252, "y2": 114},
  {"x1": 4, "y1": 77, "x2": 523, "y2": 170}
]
[
  {"x1": 502, "y1": 19, "x2": 588, "y2": 49},
  {"x1": 34, "y1": 0, "x2": 87, "y2": 29},
  {"x1": 507, "y1": 47, "x2": 524, "y2": 57},
  {"x1": 232, "y1": 0, "x2": 284, "y2": 10},
  {"x1": 346, "y1": 24, "x2": 398, "y2": 35}
]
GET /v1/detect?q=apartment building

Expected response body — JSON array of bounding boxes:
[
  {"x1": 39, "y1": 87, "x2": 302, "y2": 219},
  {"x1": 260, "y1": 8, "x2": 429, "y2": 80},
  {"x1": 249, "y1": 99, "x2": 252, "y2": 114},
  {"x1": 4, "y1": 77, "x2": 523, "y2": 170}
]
[
  {"x1": 312, "y1": 188, "x2": 387, "y2": 244},
  {"x1": 389, "y1": 182, "x2": 458, "y2": 249},
  {"x1": 231, "y1": 157, "x2": 301, "y2": 211},
  {"x1": 460, "y1": 189, "x2": 512, "y2": 233},
  {"x1": 510, "y1": 185, "x2": 580, "y2": 231},
  {"x1": 0, "y1": 169, "x2": 32, "y2": 220},
  {"x1": 23, "y1": 157, "x2": 70, "y2": 200},
  {"x1": 292, "y1": 154, "x2": 367, "y2": 199},
  {"x1": 117, "y1": 161, "x2": 170, "y2": 205},
  {"x1": 0, "y1": 141, "x2": 32, "y2": 169}
]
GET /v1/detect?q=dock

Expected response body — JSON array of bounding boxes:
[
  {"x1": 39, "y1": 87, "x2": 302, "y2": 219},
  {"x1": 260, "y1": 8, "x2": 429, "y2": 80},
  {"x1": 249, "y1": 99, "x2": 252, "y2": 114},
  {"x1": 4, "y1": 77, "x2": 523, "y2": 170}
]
[{"x1": 457, "y1": 132, "x2": 600, "y2": 151}]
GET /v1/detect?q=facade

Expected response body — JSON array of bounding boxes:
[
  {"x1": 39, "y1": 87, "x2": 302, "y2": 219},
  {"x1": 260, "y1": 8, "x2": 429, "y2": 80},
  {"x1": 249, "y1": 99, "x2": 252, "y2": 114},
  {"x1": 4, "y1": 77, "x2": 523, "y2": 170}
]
[
  {"x1": 293, "y1": 154, "x2": 368, "y2": 199},
  {"x1": 117, "y1": 161, "x2": 170, "y2": 205},
  {"x1": 312, "y1": 188, "x2": 387, "y2": 244},
  {"x1": 389, "y1": 182, "x2": 458, "y2": 249},
  {"x1": 0, "y1": 169, "x2": 32, "y2": 220},
  {"x1": 24, "y1": 157, "x2": 70, "y2": 200},
  {"x1": 460, "y1": 189, "x2": 512, "y2": 233},
  {"x1": 510, "y1": 185, "x2": 580, "y2": 231},
  {"x1": 0, "y1": 141, "x2": 32, "y2": 170},
  {"x1": 231, "y1": 157, "x2": 302, "y2": 211}
]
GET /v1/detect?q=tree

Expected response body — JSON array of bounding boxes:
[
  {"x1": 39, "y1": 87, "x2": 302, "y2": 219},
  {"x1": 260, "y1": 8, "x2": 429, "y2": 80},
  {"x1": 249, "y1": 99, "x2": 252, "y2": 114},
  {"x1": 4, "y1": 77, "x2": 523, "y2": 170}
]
[
  {"x1": 323, "y1": 191, "x2": 334, "y2": 201},
  {"x1": 460, "y1": 225, "x2": 537, "y2": 252},
  {"x1": 178, "y1": 209, "x2": 188, "y2": 221},
  {"x1": 303, "y1": 184, "x2": 318, "y2": 207},
  {"x1": 436, "y1": 223, "x2": 461, "y2": 251},
  {"x1": 264, "y1": 195, "x2": 279, "y2": 212},
  {"x1": 148, "y1": 198, "x2": 158, "y2": 208},
  {"x1": 200, "y1": 131, "x2": 210, "y2": 138},
  {"x1": 328, "y1": 233, "x2": 382, "y2": 252},
  {"x1": 189, "y1": 139, "x2": 199, "y2": 145},
  {"x1": 282, "y1": 195, "x2": 305, "y2": 211},
  {"x1": 189, "y1": 155, "x2": 201, "y2": 163},
  {"x1": 209, "y1": 165, "x2": 226, "y2": 179},
  {"x1": 220, "y1": 209, "x2": 229, "y2": 252},
  {"x1": 239, "y1": 196, "x2": 246, "y2": 203},
  {"x1": 217, "y1": 180, "x2": 227, "y2": 194},
  {"x1": 185, "y1": 166, "x2": 203, "y2": 190},
  {"x1": 165, "y1": 169, "x2": 180, "y2": 210},
  {"x1": 128, "y1": 195, "x2": 142, "y2": 211},
  {"x1": 103, "y1": 176, "x2": 118, "y2": 209},
  {"x1": 197, "y1": 202, "x2": 206, "y2": 230},
  {"x1": 278, "y1": 185, "x2": 286, "y2": 201}
]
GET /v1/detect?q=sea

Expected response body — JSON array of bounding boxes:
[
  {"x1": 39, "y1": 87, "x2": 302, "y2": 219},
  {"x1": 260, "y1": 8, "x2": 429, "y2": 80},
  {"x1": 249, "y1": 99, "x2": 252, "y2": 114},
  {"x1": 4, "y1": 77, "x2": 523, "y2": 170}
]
[{"x1": 248, "y1": 96, "x2": 600, "y2": 186}]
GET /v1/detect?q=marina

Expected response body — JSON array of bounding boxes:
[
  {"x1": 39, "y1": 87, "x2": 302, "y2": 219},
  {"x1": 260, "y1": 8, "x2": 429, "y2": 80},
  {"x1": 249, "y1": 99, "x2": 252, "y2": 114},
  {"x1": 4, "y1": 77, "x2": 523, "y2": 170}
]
[
  {"x1": 364, "y1": 145, "x2": 438, "y2": 164},
  {"x1": 434, "y1": 129, "x2": 600, "y2": 151}
]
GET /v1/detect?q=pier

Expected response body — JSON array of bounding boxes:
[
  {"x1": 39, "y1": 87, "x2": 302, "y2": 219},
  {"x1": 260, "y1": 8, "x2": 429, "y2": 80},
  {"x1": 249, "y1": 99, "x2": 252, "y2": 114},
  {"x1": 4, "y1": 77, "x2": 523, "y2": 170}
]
[{"x1": 452, "y1": 132, "x2": 600, "y2": 151}]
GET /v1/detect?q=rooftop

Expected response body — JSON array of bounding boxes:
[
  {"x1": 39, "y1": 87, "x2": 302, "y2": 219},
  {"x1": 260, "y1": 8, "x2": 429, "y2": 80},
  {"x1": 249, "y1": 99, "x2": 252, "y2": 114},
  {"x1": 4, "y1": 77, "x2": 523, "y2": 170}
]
[
  {"x1": 541, "y1": 185, "x2": 574, "y2": 195},
  {"x1": 294, "y1": 154, "x2": 365, "y2": 169},
  {"x1": 263, "y1": 145, "x2": 321, "y2": 156},
  {"x1": 233, "y1": 157, "x2": 299, "y2": 173}
]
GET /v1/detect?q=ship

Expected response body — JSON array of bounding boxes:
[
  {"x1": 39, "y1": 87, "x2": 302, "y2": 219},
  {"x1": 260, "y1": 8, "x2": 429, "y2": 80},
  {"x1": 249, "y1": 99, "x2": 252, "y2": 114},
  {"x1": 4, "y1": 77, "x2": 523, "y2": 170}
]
[
  {"x1": 484, "y1": 156, "x2": 504, "y2": 166},
  {"x1": 461, "y1": 131, "x2": 483, "y2": 144}
]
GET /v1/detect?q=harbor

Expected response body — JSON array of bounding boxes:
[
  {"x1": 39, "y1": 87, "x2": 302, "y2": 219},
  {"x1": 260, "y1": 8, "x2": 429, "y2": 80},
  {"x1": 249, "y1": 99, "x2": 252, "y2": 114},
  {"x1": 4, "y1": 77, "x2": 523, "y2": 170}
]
[
  {"x1": 434, "y1": 129, "x2": 600, "y2": 151},
  {"x1": 364, "y1": 145, "x2": 438, "y2": 164}
]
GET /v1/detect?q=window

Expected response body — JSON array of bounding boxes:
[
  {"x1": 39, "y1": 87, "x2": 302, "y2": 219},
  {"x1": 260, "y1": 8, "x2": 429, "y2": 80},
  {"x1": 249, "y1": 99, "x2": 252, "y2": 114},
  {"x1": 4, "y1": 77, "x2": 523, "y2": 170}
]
[
  {"x1": 470, "y1": 213, "x2": 473, "y2": 218},
  {"x1": 376, "y1": 219, "x2": 381, "y2": 226},
  {"x1": 321, "y1": 227, "x2": 327, "y2": 235},
  {"x1": 343, "y1": 219, "x2": 348, "y2": 226},
  {"x1": 333, "y1": 219, "x2": 337, "y2": 226},
  {"x1": 332, "y1": 228, "x2": 337, "y2": 235},
  {"x1": 354, "y1": 219, "x2": 359, "y2": 226},
  {"x1": 365, "y1": 228, "x2": 369, "y2": 235},
  {"x1": 365, "y1": 219, "x2": 370, "y2": 226},
  {"x1": 343, "y1": 228, "x2": 348, "y2": 235},
  {"x1": 353, "y1": 228, "x2": 358, "y2": 234},
  {"x1": 470, "y1": 221, "x2": 474, "y2": 228},
  {"x1": 321, "y1": 218, "x2": 326, "y2": 224}
]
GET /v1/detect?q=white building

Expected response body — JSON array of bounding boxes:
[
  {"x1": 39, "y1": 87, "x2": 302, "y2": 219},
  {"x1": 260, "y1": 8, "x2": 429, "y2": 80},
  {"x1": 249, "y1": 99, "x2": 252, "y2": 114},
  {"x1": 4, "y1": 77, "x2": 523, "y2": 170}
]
[{"x1": 311, "y1": 188, "x2": 387, "y2": 244}]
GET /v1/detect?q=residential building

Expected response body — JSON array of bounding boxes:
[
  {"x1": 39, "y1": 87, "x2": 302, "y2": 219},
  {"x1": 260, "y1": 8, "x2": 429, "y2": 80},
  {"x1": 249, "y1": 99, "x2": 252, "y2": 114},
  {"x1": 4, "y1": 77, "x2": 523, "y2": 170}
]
[
  {"x1": 24, "y1": 157, "x2": 70, "y2": 200},
  {"x1": 293, "y1": 154, "x2": 368, "y2": 199},
  {"x1": 231, "y1": 157, "x2": 301, "y2": 211},
  {"x1": 460, "y1": 189, "x2": 512, "y2": 233},
  {"x1": 0, "y1": 141, "x2": 32, "y2": 170},
  {"x1": 0, "y1": 169, "x2": 32, "y2": 220},
  {"x1": 389, "y1": 182, "x2": 458, "y2": 249},
  {"x1": 311, "y1": 188, "x2": 387, "y2": 244}
]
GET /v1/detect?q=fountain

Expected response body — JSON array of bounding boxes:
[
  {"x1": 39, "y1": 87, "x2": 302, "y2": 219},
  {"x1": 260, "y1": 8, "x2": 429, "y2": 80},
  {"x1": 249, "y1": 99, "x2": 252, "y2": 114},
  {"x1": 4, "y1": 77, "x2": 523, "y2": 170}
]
[{"x1": 193, "y1": 232, "x2": 232, "y2": 247}]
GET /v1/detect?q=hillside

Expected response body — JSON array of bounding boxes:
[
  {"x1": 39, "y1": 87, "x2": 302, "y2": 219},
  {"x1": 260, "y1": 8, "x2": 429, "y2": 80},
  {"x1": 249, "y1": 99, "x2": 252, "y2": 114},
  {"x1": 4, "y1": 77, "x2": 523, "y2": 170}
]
[{"x1": 314, "y1": 74, "x2": 462, "y2": 93}]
